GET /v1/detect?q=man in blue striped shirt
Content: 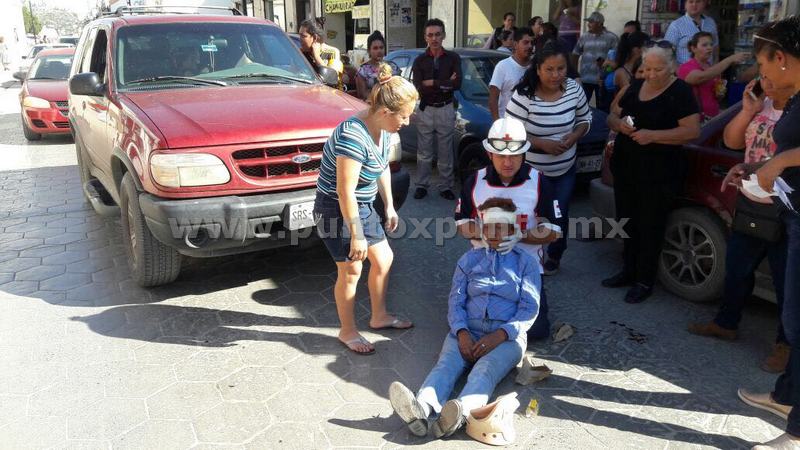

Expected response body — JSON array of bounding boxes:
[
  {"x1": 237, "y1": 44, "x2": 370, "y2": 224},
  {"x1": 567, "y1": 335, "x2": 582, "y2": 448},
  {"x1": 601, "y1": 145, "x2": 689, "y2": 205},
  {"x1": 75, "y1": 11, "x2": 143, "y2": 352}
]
[{"x1": 664, "y1": 0, "x2": 719, "y2": 65}]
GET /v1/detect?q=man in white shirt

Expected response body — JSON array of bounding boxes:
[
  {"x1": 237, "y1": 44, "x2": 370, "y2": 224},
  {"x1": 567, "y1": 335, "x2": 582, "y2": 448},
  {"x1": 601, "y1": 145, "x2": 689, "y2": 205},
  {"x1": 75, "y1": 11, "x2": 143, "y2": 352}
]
[
  {"x1": 488, "y1": 28, "x2": 533, "y2": 121},
  {"x1": 665, "y1": 0, "x2": 719, "y2": 64}
]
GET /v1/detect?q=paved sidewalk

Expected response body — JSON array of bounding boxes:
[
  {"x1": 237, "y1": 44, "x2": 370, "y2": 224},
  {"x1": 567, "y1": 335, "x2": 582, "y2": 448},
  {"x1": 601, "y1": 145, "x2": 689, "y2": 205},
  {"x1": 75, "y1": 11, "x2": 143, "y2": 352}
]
[{"x1": 0, "y1": 122, "x2": 788, "y2": 448}]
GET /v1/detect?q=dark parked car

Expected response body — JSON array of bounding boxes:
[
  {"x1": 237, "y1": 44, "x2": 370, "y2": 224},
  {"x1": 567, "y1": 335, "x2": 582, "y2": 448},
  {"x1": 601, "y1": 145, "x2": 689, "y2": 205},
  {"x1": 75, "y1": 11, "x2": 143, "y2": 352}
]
[
  {"x1": 385, "y1": 48, "x2": 610, "y2": 181},
  {"x1": 590, "y1": 103, "x2": 775, "y2": 303}
]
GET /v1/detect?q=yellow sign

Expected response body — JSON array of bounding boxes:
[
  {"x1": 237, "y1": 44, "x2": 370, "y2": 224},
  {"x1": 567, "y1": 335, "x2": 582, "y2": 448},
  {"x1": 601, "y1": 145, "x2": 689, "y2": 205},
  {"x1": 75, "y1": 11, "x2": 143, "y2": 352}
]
[
  {"x1": 353, "y1": 4, "x2": 370, "y2": 19},
  {"x1": 324, "y1": 0, "x2": 356, "y2": 14}
]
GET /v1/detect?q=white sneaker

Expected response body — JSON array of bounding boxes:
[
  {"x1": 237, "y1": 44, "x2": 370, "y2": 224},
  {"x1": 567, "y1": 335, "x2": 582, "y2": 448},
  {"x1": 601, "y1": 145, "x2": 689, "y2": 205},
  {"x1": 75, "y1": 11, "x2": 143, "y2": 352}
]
[{"x1": 388, "y1": 381, "x2": 429, "y2": 437}]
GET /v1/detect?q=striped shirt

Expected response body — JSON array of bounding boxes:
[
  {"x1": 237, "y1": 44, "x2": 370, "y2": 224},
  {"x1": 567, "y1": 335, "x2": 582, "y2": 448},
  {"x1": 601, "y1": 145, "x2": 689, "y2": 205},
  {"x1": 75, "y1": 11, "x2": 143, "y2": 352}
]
[
  {"x1": 573, "y1": 29, "x2": 619, "y2": 84},
  {"x1": 664, "y1": 14, "x2": 718, "y2": 65},
  {"x1": 316, "y1": 116, "x2": 389, "y2": 203},
  {"x1": 505, "y1": 78, "x2": 591, "y2": 177}
]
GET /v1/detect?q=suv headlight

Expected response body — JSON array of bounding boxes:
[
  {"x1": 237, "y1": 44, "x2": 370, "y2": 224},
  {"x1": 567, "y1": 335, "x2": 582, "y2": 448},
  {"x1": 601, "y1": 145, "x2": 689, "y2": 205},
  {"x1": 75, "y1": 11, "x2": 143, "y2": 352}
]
[
  {"x1": 22, "y1": 96, "x2": 51, "y2": 109},
  {"x1": 388, "y1": 132, "x2": 402, "y2": 163},
  {"x1": 150, "y1": 153, "x2": 230, "y2": 188}
]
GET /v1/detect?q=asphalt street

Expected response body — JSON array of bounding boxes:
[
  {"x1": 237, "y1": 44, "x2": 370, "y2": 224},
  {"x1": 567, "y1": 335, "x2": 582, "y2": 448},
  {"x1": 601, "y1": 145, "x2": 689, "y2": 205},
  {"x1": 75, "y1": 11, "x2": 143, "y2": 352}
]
[{"x1": 0, "y1": 73, "x2": 789, "y2": 449}]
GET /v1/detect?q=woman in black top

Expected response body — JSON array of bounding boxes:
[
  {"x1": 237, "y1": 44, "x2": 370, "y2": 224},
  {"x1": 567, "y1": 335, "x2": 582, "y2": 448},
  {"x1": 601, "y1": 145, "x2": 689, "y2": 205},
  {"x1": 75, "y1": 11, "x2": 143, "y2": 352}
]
[
  {"x1": 735, "y1": 17, "x2": 800, "y2": 449},
  {"x1": 604, "y1": 43, "x2": 701, "y2": 304}
]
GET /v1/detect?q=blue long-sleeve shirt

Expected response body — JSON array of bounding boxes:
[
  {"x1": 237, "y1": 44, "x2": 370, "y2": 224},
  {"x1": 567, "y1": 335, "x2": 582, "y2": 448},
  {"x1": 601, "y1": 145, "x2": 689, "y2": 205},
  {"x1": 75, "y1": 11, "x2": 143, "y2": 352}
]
[{"x1": 447, "y1": 247, "x2": 541, "y2": 341}]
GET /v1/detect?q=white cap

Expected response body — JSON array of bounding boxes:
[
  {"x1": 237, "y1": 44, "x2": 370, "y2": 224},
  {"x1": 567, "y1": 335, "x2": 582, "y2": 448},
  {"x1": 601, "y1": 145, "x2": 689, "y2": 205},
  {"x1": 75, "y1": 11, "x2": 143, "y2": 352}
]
[{"x1": 482, "y1": 117, "x2": 531, "y2": 155}]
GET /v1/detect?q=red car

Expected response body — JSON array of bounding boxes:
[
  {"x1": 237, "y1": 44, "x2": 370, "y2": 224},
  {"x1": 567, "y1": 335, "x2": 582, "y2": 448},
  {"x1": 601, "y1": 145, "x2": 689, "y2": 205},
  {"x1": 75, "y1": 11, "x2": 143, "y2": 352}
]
[
  {"x1": 68, "y1": 13, "x2": 409, "y2": 287},
  {"x1": 15, "y1": 47, "x2": 75, "y2": 141},
  {"x1": 591, "y1": 104, "x2": 776, "y2": 303}
]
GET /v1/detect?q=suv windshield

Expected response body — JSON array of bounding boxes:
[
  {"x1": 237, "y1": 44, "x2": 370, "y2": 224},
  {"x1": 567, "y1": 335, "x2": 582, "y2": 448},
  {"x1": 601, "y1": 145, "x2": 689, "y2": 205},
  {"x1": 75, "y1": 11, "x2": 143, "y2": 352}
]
[
  {"x1": 28, "y1": 54, "x2": 73, "y2": 80},
  {"x1": 460, "y1": 56, "x2": 504, "y2": 103},
  {"x1": 115, "y1": 22, "x2": 317, "y2": 88}
]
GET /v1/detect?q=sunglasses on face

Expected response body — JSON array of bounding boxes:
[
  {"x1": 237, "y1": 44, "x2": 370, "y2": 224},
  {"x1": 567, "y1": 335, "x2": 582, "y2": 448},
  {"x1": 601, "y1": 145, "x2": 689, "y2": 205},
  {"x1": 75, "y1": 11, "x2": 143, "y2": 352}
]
[{"x1": 488, "y1": 138, "x2": 526, "y2": 151}]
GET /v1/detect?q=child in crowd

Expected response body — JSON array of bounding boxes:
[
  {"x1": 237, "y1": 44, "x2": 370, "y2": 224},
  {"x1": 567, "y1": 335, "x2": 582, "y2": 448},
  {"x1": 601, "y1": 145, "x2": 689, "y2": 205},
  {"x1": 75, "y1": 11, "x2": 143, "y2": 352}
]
[{"x1": 678, "y1": 31, "x2": 749, "y2": 121}]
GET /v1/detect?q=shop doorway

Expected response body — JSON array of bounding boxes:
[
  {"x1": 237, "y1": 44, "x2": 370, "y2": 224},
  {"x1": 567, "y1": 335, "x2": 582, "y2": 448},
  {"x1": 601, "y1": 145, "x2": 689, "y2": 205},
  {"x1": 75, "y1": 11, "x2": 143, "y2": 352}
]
[{"x1": 415, "y1": 0, "x2": 429, "y2": 48}]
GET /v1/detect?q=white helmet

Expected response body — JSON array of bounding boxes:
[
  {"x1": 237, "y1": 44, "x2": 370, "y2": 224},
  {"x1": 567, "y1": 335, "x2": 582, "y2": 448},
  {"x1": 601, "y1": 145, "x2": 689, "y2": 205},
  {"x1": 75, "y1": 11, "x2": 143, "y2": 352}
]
[{"x1": 482, "y1": 117, "x2": 530, "y2": 155}]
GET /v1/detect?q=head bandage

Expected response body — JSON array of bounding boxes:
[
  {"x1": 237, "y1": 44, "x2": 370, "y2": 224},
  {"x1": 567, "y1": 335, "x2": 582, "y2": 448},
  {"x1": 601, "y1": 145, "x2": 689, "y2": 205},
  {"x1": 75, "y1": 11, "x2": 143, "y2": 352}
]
[{"x1": 480, "y1": 207, "x2": 517, "y2": 226}]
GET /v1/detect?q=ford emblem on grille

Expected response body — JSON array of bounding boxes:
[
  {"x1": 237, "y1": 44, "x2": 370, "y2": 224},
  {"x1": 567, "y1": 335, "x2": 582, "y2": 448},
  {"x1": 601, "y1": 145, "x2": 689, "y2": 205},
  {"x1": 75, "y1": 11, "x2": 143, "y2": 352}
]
[{"x1": 291, "y1": 154, "x2": 312, "y2": 164}]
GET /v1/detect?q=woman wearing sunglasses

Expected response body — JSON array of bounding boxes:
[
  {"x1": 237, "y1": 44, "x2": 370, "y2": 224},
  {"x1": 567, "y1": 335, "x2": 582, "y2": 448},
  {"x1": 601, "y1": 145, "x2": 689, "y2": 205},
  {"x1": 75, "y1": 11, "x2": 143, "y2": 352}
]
[
  {"x1": 604, "y1": 41, "x2": 701, "y2": 304},
  {"x1": 733, "y1": 17, "x2": 800, "y2": 449}
]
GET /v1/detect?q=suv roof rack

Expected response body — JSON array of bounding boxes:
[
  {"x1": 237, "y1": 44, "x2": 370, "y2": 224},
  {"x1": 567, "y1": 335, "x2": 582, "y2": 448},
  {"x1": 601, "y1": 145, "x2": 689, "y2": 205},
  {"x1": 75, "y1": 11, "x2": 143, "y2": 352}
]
[{"x1": 101, "y1": 5, "x2": 242, "y2": 17}]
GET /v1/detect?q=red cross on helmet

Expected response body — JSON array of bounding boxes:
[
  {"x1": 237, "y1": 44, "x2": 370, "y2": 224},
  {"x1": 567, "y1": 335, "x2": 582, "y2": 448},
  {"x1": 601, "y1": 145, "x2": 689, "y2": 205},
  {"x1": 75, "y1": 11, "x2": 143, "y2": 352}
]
[{"x1": 482, "y1": 117, "x2": 530, "y2": 155}]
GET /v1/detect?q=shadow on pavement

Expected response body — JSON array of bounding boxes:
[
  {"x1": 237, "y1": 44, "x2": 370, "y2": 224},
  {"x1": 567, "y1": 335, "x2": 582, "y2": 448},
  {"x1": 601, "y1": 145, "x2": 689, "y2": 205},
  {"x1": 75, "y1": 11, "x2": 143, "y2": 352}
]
[{"x1": 0, "y1": 163, "x2": 780, "y2": 447}]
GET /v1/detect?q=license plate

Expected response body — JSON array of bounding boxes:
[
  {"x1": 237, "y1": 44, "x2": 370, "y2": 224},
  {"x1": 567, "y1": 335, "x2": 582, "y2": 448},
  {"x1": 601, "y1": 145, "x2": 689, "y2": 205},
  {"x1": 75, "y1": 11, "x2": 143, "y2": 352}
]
[
  {"x1": 286, "y1": 202, "x2": 315, "y2": 230},
  {"x1": 576, "y1": 155, "x2": 603, "y2": 173}
]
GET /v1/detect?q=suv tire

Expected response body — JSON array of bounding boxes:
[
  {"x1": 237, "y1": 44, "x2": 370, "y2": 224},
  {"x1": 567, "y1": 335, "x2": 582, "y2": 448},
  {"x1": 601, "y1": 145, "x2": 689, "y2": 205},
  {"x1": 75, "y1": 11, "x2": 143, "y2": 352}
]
[
  {"x1": 21, "y1": 114, "x2": 41, "y2": 141},
  {"x1": 658, "y1": 207, "x2": 727, "y2": 302},
  {"x1": 119, "y1": 172, "x2": 181, "y2": 287},
  {"x1": 457, "y1": 142, "x2": 489, "y2": 182}
]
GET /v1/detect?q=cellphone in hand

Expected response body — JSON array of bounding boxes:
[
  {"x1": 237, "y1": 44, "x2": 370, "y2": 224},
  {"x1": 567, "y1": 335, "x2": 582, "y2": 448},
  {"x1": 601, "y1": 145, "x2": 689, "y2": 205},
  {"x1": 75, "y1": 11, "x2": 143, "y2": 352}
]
[{"x1": 751, "y1": 79, "x2": 763, "y2": 98}]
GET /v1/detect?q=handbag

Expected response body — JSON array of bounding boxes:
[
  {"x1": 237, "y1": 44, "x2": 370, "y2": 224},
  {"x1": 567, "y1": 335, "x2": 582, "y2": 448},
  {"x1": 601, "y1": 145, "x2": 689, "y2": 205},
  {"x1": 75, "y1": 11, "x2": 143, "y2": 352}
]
[{"x1": 732, "y1": 194, "x2": 784, "y2": 243}]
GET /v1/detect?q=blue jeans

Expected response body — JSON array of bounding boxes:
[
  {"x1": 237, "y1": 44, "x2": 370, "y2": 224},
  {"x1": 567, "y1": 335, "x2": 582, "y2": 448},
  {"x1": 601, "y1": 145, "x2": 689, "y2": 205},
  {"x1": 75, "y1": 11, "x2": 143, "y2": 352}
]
[
  {"x1": 416, "y1": 319, "x2": 525, "y2": 417},
  {"x1": 539, "y1": 165, "x2": 577, "y2": 262},
  {"x1": 714, "y1": 230, "x2": 787, "y2": 343},
  {"x1": 771, "y1": 212, "x2": 800, "y2": 436}
]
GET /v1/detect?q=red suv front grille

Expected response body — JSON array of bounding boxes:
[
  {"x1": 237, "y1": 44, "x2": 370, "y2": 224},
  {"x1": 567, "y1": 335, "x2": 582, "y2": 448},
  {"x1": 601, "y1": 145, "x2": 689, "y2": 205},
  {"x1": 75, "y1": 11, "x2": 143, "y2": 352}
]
[{"x1": 233, "y1": 142, "x2": 325, "y2": 179}]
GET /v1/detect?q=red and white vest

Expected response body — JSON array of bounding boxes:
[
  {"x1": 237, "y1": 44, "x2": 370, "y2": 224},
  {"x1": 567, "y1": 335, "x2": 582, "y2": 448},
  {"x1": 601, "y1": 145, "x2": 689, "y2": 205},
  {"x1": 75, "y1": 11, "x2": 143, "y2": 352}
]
[{"x1": 469, "y1": 166, "x2": 543, "y2": 269}]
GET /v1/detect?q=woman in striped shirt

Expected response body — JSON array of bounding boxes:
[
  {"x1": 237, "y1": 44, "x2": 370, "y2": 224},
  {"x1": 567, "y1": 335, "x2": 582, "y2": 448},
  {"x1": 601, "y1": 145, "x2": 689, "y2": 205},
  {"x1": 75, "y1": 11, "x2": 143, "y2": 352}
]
[
  {"x1": 506, "y1": 41, "x2": 591, "y2": 275},
  {"x1": 314, "y1": 63, "x2": 418, "y2": 355}
]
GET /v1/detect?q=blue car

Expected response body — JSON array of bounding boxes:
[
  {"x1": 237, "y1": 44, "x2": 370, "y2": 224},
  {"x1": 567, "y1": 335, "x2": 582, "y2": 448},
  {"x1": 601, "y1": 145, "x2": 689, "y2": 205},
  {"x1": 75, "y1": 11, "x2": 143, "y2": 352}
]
[{"x1": 385, "y1": 48, "x2": 609, "y2": 181}]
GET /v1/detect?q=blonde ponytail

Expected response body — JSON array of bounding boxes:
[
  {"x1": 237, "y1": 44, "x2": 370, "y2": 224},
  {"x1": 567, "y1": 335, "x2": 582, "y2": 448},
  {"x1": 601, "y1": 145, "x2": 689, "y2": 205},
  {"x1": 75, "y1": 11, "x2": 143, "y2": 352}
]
[{"x1": 367, "y1": 62, "x2": 418, "y2": 114}]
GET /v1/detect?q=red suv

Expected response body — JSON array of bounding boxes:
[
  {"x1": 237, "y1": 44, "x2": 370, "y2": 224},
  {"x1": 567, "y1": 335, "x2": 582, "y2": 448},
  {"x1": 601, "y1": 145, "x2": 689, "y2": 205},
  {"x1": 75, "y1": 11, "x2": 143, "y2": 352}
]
[
  {"x1": 69, "y1": 13, "x2": 409, "y2": 286},
  {"x1": 590, "y1": 104, "x2": 776, "y2": 303}
]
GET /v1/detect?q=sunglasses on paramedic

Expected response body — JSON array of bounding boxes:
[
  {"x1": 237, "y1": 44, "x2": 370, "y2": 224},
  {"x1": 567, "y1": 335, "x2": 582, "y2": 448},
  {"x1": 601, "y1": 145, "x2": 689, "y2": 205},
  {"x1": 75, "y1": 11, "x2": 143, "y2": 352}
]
[{"x1": 488, "y1": 138, "x2": 526, "y2": 151}]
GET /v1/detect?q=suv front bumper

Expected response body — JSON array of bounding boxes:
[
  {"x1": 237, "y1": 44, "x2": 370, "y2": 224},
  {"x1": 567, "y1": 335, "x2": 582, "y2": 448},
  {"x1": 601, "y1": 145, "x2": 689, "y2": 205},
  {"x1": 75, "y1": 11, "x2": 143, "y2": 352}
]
[{"x1": 138, "y1": 167, "x2": 410, "y2": 258}]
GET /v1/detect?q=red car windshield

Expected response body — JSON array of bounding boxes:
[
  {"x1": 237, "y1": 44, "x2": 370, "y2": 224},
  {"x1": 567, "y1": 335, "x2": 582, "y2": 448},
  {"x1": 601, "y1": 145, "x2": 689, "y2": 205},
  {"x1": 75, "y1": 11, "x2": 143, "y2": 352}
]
[
  {"x1": 115, "y1": 22, "x2": 317, "y2": 88},
  {"x1": 28, "y1": 54, "x2": 73, "y2": 80}
]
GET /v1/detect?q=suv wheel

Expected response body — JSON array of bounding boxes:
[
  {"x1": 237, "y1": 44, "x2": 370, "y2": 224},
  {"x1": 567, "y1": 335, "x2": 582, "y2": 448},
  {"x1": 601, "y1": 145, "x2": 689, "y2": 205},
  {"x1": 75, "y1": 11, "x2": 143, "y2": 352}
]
[
  {"x1": 658, "y1": 208, "x2": 726, "y2": 302},
  {"x1": 119, "y1": 172, "x2": 181, "y2": 287},
  {"x1": 457, "y1": 142, "x2": 489, "y2": 182},
  {"x1": 21, "y1": 114, "x2": 41, "y2": 141}
]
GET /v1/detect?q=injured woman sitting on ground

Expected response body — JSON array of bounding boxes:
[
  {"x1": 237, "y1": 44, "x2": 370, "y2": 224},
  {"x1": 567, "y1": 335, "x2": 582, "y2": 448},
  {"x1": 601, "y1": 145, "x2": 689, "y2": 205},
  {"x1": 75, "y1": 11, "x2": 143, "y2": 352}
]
[{"x1": 388, "y1": 197, "x2": 541, "y2": 440}]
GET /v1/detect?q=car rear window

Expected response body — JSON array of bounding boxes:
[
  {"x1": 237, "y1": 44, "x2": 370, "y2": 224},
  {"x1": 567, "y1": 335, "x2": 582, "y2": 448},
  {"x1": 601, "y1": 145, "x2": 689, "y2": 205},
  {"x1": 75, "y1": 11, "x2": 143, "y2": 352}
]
[
  {"x1": 115, "y1": 22, "x2": 317, "y2": 88},
  {"x1": 28, "y1": 54, "x2": 74, "y2": 80},
  {"x1": 461, "y1": 56, "x2": 503, "y2": 102}
]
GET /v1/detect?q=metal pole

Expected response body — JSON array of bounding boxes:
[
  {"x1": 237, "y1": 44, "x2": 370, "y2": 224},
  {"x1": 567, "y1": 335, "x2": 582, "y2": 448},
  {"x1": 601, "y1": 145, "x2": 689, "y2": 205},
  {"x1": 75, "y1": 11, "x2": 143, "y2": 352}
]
[{"x1": 27, "y1": 0, "x2": 38, "y2": 42}]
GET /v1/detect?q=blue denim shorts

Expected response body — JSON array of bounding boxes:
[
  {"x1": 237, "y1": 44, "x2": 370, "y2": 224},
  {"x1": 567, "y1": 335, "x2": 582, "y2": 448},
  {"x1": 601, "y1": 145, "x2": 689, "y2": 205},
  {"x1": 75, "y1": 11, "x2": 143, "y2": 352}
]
[{"x1": 314, "y1": 192, "x2": 386, "y2": 262}]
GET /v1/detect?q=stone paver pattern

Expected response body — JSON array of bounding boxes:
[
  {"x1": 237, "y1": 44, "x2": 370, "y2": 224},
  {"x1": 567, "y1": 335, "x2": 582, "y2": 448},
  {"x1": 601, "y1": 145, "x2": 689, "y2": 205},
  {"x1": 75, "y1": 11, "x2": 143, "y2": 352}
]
[{"x1": 0, "y1": 75, "x2": 787, "y2": 449}]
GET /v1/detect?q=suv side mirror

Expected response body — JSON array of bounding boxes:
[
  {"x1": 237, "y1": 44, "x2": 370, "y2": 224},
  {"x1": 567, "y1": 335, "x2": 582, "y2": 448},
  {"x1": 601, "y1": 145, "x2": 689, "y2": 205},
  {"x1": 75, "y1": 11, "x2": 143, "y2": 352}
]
[
  {"x1": 12, "y1": 71, "x2": 25, "y2": 81},
  {"x1": 70, "y1": 72, "x2": 104, "y2": 96},
  {"x1": 317, "y1": 66, "x2": 339, "y2": 88}
]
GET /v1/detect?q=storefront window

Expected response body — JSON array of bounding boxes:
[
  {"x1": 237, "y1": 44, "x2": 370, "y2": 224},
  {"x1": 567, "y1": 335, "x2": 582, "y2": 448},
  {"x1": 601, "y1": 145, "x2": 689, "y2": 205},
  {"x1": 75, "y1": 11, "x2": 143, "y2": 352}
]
[{"x1": 463, "y1": 0, "x2": 533, "y2": 48}]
